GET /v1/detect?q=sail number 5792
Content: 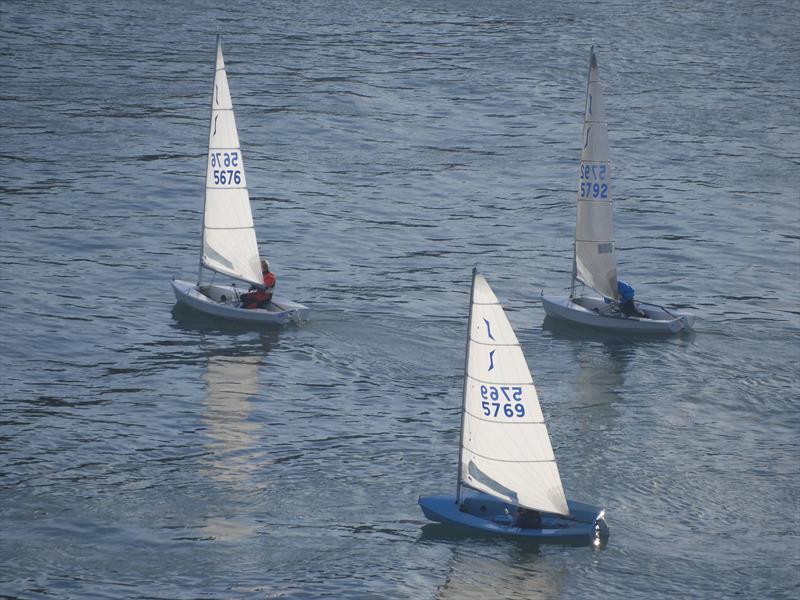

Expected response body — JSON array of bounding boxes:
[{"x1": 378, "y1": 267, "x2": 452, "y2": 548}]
[
  {"x1": 480, "y1": 385, "x2": 525, "y2": 418},
  {"x1": 579, "y1": 163, "x2": 608, "y2": 199}
]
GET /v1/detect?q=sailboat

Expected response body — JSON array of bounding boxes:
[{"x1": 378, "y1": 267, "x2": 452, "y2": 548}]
[
  {"x1": 171, "y1": 37, "x2": 309, "y2": 326},
  {"x1": 541, "y1": 47, "x2": 694, "y2": 333},
  {"x1": 419, "y1": 269, "x2": 608, "y2": 542}
]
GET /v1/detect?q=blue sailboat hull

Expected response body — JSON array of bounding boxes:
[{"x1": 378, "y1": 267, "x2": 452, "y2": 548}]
[{"x1": 419, "y1": 491, "x2": 607, "y2": 542}]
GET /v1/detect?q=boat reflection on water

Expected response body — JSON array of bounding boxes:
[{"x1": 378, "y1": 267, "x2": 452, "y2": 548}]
[
  {"x1": 540, "y1": 315, "x2": 634, "y2": 459},
  {"x1": 202, "y1": 353, "x2": 265, "y2": 485},
  {"x1": 195, "y1": 329, "x2": 280, "y2": 541},
  {"x1": 418, "y1": 496, "x2": 606, "y2": 598},
  {"x1": 416, "y1": 533, "x2": 575, "y2": 600},
  {"x1": 573, "y1": 342, "x2": 629, "y2": 436}
]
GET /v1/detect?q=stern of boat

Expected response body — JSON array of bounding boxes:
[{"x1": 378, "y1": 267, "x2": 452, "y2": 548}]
[
  {"x1": 567, "y1": 499, "x2": 609, "y2": 543},
  {"x1": 679, "y1": 313, "x2": 696, "y2": 330}
]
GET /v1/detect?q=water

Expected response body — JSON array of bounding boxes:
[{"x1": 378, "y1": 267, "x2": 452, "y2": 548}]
[{"x1": 1, "y1": 1, "x2": 798, "y2": 598}]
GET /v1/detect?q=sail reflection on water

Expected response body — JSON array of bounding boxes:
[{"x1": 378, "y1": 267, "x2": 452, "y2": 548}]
[
  {"x1": 202, "y1": 354, "x2": 266, "y2": 486},
  {"x1": 198, "y1": 347, "x2": 273, "y2": 542}
]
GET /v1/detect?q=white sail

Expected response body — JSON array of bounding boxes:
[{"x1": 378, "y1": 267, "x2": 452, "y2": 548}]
[
  {"x1": 460, "y1": 273, "x2": 569, "y2": 516},
  {"x1": 574, "y1": 47, "x2": 618, "y2": 300},
  {"x1": 201, "y1": 39, "x2": 262, "y2": 286}
]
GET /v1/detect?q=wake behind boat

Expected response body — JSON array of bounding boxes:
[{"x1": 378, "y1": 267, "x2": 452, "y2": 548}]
[
  {"x1": 171, "y1": 37, "x2": 309, "y2": 326},
  {"x1": 541, "y1": 47, "x2": 693, "y2": 333},
  {"x1": 419, "y1": 269, "x2": 608, "y2": 543}
]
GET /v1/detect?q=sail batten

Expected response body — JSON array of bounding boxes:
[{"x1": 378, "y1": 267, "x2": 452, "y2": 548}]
[
  {"x1": 464, "y1": 411, "x2": 544, "y2": 425},
  {"x1": 460, "y1": 273, "x2": 569, "y2": 516},
  {"x1": 573, "y1": 46, "x2": 618, "y2": 300},
  {"x1": 200, "y1": 38, "x2": 262, "y2": 287},
  {"x1": 463, "y1": 450, "x2": 556, "y2": 464}
]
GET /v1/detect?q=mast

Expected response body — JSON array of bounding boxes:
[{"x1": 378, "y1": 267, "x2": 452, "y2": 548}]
[
  {"x1": 455, "y1": 267, "x2": 478, "y2": 504},
  {"x1": 198, "y1": 35, "x2": 221, "y2": 285}
]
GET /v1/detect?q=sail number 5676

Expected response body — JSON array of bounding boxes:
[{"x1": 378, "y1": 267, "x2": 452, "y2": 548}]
[
  {"x1": 480, "y1": 385, "x2": 525, "y2": 418},
  {"x1": 212, "y1": 169, "x2": 241, "y2": 185},
  {"x1": 210, "y1": 152, "x2": 242, "y2": 186},
  {"x1": 211, "y1": 151, "x2": 239, "y2": 168}
]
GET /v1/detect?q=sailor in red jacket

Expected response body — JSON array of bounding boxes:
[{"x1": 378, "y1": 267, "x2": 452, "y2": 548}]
[{"x1": 241, "y1": 258, "x2": 276, "y2": 309}]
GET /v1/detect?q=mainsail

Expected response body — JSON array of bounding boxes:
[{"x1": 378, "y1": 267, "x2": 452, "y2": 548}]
[
  {"x1": 200, "y1": 38, "x2": 262, "y2": 287},
  {"x1": 573, "y1": 46, "x2": 618, "y2": 300},
  {"x1": 459, "y1": 272, "x2": 569, "y2": 516}
]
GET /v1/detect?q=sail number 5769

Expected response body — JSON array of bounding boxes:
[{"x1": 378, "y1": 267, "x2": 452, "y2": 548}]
[{"x1": 480, "y1": 385, "x2": 525, "y2": 418}]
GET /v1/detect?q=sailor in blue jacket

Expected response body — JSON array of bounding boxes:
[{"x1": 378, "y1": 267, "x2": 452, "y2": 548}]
[{"x1": 617, "y1": 279, "x2": 646, "y2": 317}]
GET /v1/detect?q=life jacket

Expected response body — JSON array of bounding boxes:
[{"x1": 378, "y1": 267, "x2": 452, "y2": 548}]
[
  {"x1": 617, "y1": 279, "x2": 635, "y2": 302},
  {"x1": 241, "y1": 272, "x2": 276, "y2": 309}
]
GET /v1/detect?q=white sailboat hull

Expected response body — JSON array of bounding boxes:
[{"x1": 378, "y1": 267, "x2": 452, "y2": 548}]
[
  {"x1": 171, "y1": 279, "x2": 309, "y2": 326},
  {"x1": 542, "y1": 294, "x2": 694, "y2": 333}
]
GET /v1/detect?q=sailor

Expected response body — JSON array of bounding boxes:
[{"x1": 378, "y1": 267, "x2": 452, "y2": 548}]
[
  {"x1": 515, "y1": 507, "x2": 542, "y2": 529},
  {"x1": 617, "y1": 279, "x2": 646, "y2": 318},
  {"x1": 241, "y1": 258, "x2": 276, "y2": 309},
  {"x1": 260, "y1": 258, "x2": 276, "y2": 297}
]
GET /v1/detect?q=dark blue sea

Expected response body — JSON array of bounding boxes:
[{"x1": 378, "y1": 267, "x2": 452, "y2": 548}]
[{"x1": 2, "y1": 1, "x2": 799, "y2": 598}]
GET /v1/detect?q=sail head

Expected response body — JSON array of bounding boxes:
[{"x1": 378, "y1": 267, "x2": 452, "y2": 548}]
[
  {"x1": 574, "y1": 47, "x2": 618, "y2": 299},
  {"x1": 201, "y1": 39, "x2": 262, "y2": 286},
  {"x1": 460, "y1": 273, "x2": 569, "y2": 516}
]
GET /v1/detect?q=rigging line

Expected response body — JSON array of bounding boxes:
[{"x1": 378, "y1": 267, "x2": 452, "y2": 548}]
[{"x1": 648, "y1": 302, "x2": 680, "y2": 319}]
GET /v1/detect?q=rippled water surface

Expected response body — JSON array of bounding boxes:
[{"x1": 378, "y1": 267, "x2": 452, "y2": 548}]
[{"x1": 2, "y1": 1, "x2": 799, "y2": 598}]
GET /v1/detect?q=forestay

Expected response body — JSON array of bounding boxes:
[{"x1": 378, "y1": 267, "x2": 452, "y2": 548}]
[
  {"x1": 460, "y1": 273, "x2": 569, "y2": 516},
  {"x1": 574, "y1": 47, "x2": 618, "y2": 300},
  {"x1": 201, "y1": 39, "x2": 262, "y2": 287}
]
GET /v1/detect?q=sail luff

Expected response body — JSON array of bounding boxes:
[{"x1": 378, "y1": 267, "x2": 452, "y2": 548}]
[
  {"x1": 197, "y1": 37, "x2": 219, "y2": 285},
  {"x1": 460, "y1": 274, "x2": 569, "y2": 516},
  {"x1": 456, "y1": 267, "x2": 478, "y2": 504},
  {"x1": 200, "y1": 37, "x2": 263, "y2": 287},
  {"x1": 570, "y1": 47, "x2": 593, "y2": 299},
  {"x1": 573, "y1": 46, "x2": 618, "y2": 300}
]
